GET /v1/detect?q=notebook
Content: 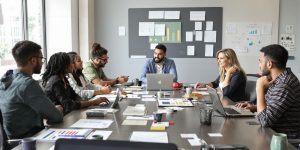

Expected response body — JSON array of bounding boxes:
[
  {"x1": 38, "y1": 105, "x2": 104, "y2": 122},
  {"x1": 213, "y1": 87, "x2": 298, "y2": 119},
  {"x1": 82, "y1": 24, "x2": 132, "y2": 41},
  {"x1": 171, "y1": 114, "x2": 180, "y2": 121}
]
[
  {"x1": 146, "y1": 74, "x2": 173, "y2": 91},
  {"x1": 207, "y1": 87, "x2": 255, "y2": 117}
]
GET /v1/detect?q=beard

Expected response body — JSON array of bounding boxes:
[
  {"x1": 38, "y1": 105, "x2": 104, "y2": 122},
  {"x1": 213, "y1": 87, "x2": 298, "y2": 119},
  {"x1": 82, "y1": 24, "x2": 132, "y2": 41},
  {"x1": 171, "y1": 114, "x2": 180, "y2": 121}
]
[
  {"x1": 153, "y1": 57, "x2": 164, "y2": 63},
  {"x1": 261, "y1": 67, "x2": 271, "y2": 76},
  {"x1": 33, "y1": 64, "x2": 42, "y2": 74}
]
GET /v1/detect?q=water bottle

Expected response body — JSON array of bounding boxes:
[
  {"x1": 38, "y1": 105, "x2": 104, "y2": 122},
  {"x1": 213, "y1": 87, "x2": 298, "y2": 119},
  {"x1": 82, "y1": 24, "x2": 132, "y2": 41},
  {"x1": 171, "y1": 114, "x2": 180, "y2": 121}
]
[{"x1": 298, "y1": 143, "x2": 300, "y2": 150}]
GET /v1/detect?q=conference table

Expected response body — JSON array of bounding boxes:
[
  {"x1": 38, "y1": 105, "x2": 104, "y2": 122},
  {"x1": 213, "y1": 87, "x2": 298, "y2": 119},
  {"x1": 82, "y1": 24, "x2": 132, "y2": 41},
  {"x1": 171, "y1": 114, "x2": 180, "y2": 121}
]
[{"x1": 13, "y1": 88, "x2": 296, "y2": 150}]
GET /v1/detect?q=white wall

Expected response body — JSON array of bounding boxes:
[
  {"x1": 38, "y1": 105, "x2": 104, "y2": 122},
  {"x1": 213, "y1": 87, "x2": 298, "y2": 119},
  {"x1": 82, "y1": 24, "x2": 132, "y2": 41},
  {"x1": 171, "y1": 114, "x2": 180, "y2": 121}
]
[
  {"x1": 279, "y1": 0, "x2": 300, "y2": 78},
  {"x1": 93, "y1": 0, "x2": 280, "y2": 83}
]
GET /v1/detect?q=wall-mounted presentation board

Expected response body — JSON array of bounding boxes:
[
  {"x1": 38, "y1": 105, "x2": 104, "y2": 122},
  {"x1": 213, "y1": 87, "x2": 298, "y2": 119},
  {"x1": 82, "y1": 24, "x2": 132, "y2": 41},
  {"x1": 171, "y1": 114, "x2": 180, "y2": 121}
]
[{"x1": 128, "y1": 7, "x2": 222, "y2": 58}]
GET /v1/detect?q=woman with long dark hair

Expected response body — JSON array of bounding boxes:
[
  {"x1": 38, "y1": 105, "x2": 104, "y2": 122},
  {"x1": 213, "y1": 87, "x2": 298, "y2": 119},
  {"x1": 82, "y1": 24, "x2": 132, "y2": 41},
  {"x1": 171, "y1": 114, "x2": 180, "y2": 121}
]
[
  {"x1": 42, "y1": 52, "x2": 109, "y2": 114},
  {"x1": 67, "y1": 52, "x2": 111, "y2": 99}
]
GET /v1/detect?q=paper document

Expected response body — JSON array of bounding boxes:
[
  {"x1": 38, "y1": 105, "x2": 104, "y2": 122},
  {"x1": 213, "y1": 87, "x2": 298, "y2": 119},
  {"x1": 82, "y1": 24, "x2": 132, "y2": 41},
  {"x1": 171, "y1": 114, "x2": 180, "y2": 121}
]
[
  {"x1": 86, "y1": 130, "x2": 112, "y2": 140},
  {"x1": 130, "y1": 131, "x2": 168, "y2": 143},
  {"x1": 186, "y1": 31, "x2": 193, "y2": 42},
  {"x1": 149, "y1": 11, "x2": 164, "y2": 19},
  {"x1": 204, "y1": 31, "x2": 216, "y2": 43},
  {"x1": 190, "y1": 11, "x2": 205, "y2": 21},
  {"x1": 195, "y1": 31, "x2": 203, "y2": 41},
  {"x1": 154, "y1": 24, "x2": 166, "y2": 36},
  {"x1": 205, "y1": 44, "x2": 214, "y2": 57},
  {"x1": 123, "y1": 106, "x2": 146, "y2": 116},
  {"x1": 139, "y1": 22, "x2": 154, "y2": 36},
  {"x1": 164, "y1": 11, "x2": 180, "y2": 19},
  {"x1": 187, "y1": 46, "x2": 195, "y2": 56},
  {"x1": 122, "y1": 120, "x2": 148, "y2": 126},
  {"x1": 195, "y1": 22, "x2": 202, "y2": 30},
  {"x1": 70, "y1": 119, "x2": 113, "y2": 129},
  {"x1": 36, "y1": 128, "x2": 92, "y2": 142}
]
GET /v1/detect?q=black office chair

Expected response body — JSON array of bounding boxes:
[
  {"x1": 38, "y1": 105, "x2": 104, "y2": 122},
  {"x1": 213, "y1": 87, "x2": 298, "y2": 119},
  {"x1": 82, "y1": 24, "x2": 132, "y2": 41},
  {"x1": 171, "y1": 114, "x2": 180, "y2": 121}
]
[
  {"x1": 0, "y1": 110, "x2": 11, "y2": 150},
  {"x1": 245, "y1": 74, "x2": 261, "y2": 103},
  {"x1": 54, "y1": 139, "x2": 178, "y2": 150}
]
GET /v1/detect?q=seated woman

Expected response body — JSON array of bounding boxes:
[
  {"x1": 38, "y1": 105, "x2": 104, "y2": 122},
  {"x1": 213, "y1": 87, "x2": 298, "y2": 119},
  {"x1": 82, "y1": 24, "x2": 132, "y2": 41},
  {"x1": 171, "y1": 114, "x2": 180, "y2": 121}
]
[
  {"x1": 194, "y1": 48, "x2": 246, "y2": 102},
  {"x1": 42, "y1": 52, "x2": 109, "y2": 114},
  {"x1": 67, "y1": 52, "x2": 111, "y2": 99}
]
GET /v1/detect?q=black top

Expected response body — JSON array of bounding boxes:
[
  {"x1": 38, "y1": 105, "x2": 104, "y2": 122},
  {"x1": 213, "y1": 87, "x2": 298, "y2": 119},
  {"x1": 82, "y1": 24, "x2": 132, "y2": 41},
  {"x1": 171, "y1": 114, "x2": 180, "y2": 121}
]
[
  {"x1": 211, "y1": 71, "x2": 246, "y2": 102},
  {"x1": 44, "y1": 75, "x2": 81, "y2": 115}
]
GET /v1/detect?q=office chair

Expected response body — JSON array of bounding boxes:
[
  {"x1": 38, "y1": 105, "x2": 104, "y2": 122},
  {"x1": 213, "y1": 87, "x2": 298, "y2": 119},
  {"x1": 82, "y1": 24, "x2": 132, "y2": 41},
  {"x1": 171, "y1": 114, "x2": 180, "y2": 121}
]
[
  {"x1": 0, "y1": 110, "x2": 22, "y2": 150},
  {"x1": 0, "y1": 110, "x2": 11, "y2": 150},
  {"x1": 54, "y1": 139, "x2": 178, "y2": 150},
  {"x1": 245, "y1": 74, "x2": 261, "y2": 103}
]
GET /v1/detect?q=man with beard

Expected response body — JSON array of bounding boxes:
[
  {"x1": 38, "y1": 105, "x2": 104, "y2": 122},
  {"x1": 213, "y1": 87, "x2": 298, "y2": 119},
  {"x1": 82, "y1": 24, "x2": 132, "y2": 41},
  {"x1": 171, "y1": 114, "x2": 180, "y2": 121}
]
[
  {"x1": 0, "y1": 41, "x2": 63, "y2": 139},
  {"x1": 140, "y1": 44, "x2": 178, "y2": 84},
  {"x1": 83, "y1": 43, "x2": 128, "y2": 86},
  {"x1": 236, "y1": 44, "x2": 300, "y2": 137}
]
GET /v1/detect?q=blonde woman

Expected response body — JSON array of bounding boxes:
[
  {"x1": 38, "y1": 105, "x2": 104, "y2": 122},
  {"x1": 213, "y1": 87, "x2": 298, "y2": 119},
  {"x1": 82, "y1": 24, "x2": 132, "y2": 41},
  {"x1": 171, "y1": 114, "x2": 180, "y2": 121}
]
[{"x1": 195, "y1": 48, "x2": 246, "y2": 102}]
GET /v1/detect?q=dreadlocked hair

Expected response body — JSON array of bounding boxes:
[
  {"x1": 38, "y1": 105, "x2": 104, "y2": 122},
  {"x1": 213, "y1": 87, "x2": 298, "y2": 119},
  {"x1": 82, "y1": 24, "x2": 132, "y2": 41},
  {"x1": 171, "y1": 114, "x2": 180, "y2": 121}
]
[{"x1": 42, "y1": 52, "x2": 71, "y2": 87}]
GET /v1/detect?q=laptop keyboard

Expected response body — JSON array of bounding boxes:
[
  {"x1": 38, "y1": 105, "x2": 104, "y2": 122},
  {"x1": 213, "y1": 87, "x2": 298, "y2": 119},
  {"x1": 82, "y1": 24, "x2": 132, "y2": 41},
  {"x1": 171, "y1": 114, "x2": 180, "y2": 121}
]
[{"x1": 224, "y1": 108, "x2": 240, "y2": 114}]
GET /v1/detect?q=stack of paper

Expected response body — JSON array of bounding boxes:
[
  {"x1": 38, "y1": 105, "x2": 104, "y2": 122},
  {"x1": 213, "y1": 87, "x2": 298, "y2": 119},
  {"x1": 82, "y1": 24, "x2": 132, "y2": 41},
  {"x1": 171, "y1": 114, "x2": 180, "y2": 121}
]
[
  {"x1": 70, "y1": 119, "x2": 113, "y2": 129},
  {"x1": 123, "y1": 105, "x2": 146, "y2": 116},
  {"x1": 130, "y1": 131, "x2": 168, "y2": 143}
]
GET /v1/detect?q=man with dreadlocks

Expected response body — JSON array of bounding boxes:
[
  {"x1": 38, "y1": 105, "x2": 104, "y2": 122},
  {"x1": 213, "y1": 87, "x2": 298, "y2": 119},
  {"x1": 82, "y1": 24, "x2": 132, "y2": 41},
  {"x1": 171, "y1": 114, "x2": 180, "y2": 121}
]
[
  {"x1": 42, "y1": 52, "x2": 110, "y2": 115},
  {"x1": 0, "y1": 41, "x2": 63, "y2": 139}
]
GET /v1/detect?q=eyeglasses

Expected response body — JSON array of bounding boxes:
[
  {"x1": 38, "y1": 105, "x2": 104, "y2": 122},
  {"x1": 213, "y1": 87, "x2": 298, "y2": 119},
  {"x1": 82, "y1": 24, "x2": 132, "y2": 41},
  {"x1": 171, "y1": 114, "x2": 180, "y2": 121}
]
[
  {"x1": 33, "y1": 56, "x2": 47, "y2": 63},
  {"x1": 97, "y1": 57, "x2": 109, "y2": 62}
]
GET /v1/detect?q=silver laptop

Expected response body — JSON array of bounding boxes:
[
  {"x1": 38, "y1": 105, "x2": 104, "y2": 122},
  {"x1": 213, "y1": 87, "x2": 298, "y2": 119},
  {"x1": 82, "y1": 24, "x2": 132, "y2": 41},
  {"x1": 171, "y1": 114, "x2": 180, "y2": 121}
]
[
  {"x1": 146, "y1": 74, "x2": 173, "y2": 91},
  {"x1": 89, "y1": 88, "x2": 121, "y2": 109},
  {"x1": 207, "y1": 87, "x2": 255, "y2": 117}
]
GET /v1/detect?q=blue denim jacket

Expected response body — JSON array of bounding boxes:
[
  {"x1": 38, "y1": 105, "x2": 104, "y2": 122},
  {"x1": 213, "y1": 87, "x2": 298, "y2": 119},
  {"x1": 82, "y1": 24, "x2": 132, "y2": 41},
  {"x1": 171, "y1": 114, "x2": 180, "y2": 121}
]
[{"x1": 140, "y1": 58, "x2": 178, "y2": 83}]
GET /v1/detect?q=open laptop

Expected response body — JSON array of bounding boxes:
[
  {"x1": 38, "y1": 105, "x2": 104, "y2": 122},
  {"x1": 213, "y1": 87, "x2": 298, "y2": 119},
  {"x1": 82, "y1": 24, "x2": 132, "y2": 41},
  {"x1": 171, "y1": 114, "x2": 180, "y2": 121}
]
[
  {"x1": 146, "y1": 74, "x2": 173, "y2": 91},
  {"x1": 207, "y1": 87, "x2": 255, "y2": 117},
  {"x1": 54, "y1": 139, "x2": 178, "y2": 150},
  {"x1": 89, "y1": 88, "x2": 121, "y2": 109}
]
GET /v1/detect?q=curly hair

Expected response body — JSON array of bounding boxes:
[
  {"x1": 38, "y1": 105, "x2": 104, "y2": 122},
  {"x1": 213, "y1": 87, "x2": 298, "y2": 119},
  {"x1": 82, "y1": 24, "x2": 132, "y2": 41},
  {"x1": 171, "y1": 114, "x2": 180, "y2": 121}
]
[{"x1": 42, "y1": 52, "x2": 71, "y2": 86}]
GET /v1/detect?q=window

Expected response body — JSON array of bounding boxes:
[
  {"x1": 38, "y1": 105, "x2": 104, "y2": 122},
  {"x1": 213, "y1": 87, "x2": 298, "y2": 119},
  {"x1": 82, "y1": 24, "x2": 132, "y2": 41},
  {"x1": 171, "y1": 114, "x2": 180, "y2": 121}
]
[
  {"x1": 0, "y1": 0, "x2": 45, "y2": 77},
  {"x1": 0, "y1": 0, "x2": 22, "y2": 76}
]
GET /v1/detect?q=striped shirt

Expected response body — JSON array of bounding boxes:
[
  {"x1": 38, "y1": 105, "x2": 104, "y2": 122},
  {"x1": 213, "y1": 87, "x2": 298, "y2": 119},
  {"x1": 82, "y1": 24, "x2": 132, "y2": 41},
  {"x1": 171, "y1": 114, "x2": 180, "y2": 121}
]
[{"x1": 257, "y1": 68, "x2": 300, "y2": 136}]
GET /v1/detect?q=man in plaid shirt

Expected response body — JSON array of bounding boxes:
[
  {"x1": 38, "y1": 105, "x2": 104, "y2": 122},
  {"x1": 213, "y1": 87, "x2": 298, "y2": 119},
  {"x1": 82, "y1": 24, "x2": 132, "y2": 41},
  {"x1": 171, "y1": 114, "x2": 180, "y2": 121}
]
[{"x1": 237, "y1": 44, "x2": 300, "y2": 137}]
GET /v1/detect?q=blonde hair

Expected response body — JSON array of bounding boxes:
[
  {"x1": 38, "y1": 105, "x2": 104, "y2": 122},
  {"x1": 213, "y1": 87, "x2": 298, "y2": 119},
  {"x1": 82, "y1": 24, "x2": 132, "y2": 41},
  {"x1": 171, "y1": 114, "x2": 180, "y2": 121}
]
[{"x1": 216, "y1": 48, "x2": 245, "y2": 82}]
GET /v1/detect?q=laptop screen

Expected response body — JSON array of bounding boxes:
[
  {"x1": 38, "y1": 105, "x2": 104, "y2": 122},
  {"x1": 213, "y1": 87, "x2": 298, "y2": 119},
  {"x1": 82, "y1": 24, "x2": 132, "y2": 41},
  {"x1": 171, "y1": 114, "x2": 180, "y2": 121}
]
[
  {"x1": 146, "y1": 74, "x2": 173, "y2": 91},
  {"x1": 207, "y1": 87, "x2": 227, "y2": 116}
]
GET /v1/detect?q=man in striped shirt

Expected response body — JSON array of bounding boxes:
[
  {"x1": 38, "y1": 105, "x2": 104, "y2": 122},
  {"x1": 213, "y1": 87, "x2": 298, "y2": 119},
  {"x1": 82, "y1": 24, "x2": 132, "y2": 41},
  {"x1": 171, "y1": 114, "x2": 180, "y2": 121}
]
[{"x1": 237, "y1": 44, "x2": 300, "y2": 137}]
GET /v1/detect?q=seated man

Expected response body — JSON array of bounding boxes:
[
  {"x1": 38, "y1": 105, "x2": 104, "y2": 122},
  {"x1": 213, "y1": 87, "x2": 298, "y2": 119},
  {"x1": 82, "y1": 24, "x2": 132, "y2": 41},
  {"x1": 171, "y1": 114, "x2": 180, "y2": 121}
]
[
  {"x1": 236, "y1": 44, "x2": 300, "y2": 137},
  {"x1": 0, "y1": 41, "x2": 63, "y2": 139},
  {"x1": 140, "y1": 44, "x2": 178, "y2": 84},
  {"x1": 83, "y1": 43, "x2": 128, "y2": 86}
]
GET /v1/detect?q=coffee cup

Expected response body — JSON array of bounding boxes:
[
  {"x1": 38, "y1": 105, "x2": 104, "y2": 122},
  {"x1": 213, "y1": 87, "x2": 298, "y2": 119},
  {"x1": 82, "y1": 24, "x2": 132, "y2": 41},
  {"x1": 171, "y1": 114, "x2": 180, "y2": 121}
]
[
  {"x1": 270, "y1": 133, "x2": 288, "y2": 150},
  {"x1": 186, "y1": 87, "x2": 192, "y2": 95},
  {"x1": 153, "y1": 112, "x2": 163, "y2": 122},
  {"x1": 21, "y1": 137, "x2": 36, "y2": 150}
]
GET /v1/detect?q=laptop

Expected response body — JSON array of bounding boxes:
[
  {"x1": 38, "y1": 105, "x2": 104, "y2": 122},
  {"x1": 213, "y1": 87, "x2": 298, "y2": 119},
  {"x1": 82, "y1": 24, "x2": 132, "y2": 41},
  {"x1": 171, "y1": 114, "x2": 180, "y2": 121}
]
[
  {"x1": 89, "y1": 88, "x2": 122, "y2": 109},
  {"x1": 54, "y1": 139, "x2": 178, "y2": 150},
  {"x1": 207, "y1": 87, "x2": 255, "y2": 117},
  {"x1": 146, "y1": 74, "x2": 173, "y2": 91}
]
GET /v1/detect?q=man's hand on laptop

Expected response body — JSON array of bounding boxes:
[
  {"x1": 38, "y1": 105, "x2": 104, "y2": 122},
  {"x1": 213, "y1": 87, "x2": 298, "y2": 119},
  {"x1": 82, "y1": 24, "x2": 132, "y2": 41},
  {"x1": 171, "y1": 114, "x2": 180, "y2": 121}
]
[
  {"x1": 235, "y1": 102, "x2": 257, "y2": 112},
  {"x1": 91, "y1": 97, "x2": 110, "y2": 106}
]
